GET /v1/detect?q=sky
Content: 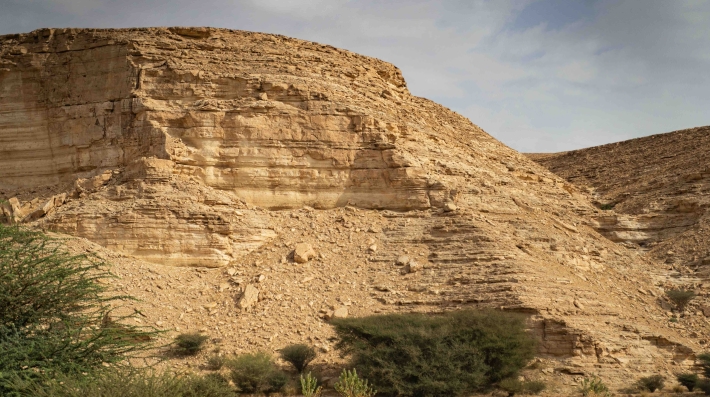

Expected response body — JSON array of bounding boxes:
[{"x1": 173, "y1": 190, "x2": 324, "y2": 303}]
[{"x1": 1, "y1": 0, "x2": 709, "y2": 153}]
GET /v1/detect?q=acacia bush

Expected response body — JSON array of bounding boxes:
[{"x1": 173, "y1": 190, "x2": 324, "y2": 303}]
[
  {"x1": 636, "y1": 375, "x2": 664, "y2": 392},
  {"x1": 280, "y1": 343, "x2": 317, "y2": 373},
  {"x1": 676, "y1": 372, "x2": 698, "y2": 391},
  {"x1": 665, "y1": 288, "x2": 696, "y2": 312},
  {"x1": 331, "y1": 309, "x2": 536, "y2": 397},
  {"x1": 173, "y1": 333, "x2": 208, "y2": 356},
  {"x1": 227, "y1": 351, "x2": 288, "y2": 395},
  {"x1": 0, "y1": 224, "x2": 155, "y2": 394}
]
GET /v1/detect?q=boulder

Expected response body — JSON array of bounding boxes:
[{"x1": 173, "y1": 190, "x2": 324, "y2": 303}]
[{"x1": 294, "y1": 243, "x2": 316, "y2": 263}]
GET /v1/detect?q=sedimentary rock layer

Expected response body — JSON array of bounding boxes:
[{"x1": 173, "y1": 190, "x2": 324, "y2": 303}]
[{"x1": 0, "y1": 28, "x2": 706, "y2": 388}]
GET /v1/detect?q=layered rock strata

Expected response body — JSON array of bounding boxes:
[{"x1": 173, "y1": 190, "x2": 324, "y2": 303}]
[{"x1": 0, "y1": 28, "x2": 706, "y2": 388}]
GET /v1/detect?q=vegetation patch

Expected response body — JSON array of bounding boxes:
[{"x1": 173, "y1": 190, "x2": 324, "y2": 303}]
[
  {"x1": 0, "y1": 224, "x2": 155, "y2": 395},
  {"x1": 331, "y1": 309, "x2": 536, "y2": 397}
]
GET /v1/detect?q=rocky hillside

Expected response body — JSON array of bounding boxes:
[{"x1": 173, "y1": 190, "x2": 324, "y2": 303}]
[
  {"x1": 0, "y1": 27, "x2": 704, "y2": 390},
  {"x1": 530, "y1": 126, "x2": 710, "y2": 271}
]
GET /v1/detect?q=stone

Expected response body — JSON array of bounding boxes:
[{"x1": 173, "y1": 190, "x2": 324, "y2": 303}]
[
  {"x1": 237, "y1": 284, "x2": 259, "y2": 311},
  {"x1": 444, "y1": 202, "x2": 457, "y2": 212},
  {"x1": 294, "y1": 243, "x2": 316, "y2": 263},
  {"x1": 332, "y1": 307, "x2": 348, "y2": 319},
  {"x1": 403, "y1": 260, "x2": 422, "y2": 274},
  {"x1": 395, "y1": 255, "x2": 410, "y2": 266}
]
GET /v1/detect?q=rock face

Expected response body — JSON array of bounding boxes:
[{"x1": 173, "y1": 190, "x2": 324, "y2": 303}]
[
  {"x1": 0, "y1": 28, "x2": 706, "y2": 389},
  {"x1": 529, "y1": 126, "x2": 710, "y2": 267}
]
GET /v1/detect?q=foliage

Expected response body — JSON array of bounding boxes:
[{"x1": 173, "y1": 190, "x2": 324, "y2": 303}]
[
  {"x1": 665, "y1": 289, "x2": 696, "y2": 312},
  {"x1": 599, "y1": 203, "x2": 616, "y2": 210},
  {"x1": 206, "y1": 354, "x2": 225, "y2": 371},
  {"x1": 697, "y1": 379, "x2": 710, "y2": 395},
  {"x1": 334, "y1": 369, "x2": 376, "y2": 397},
  {"x1": 676, "y1": 372, "x2": 698, "y2": 391},
  {"x1": 0, "y1": 224, "x2": 155, "y2": 394},
  {"x1": 226, "y1": 351, "x2": 287, "y2": 394},
  {"x1": 579, "y1": 376, "x2": 610, "y2": 397},
  {"x1": 280, "y1": 343, "x2": 317, "y2": 373},
  {"x1": 699, "y1": 353, "x2": 710, "y2": 378},
  {"x1": 173, "y1": 333, "x2": 208, "y2": 356},
  {"x1": 331, "y1": 309, "x2": 535, "y2": 397},
  {"x1": 636, "y1": 375, "x2": 664, "y2": 392},
  {"x1": 13, "y1": 369, "x2": 235, "y2": 397},
  {"x1": 301, "y1": 372, "x2": 323, "y2": 397},
  {"x1": 498, "y1": 378, "x2": 546, "y2": 395}
]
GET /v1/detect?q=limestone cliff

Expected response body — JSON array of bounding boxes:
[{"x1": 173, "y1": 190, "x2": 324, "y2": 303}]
[{"x1": 0, "y1": 28, "x2": 705, "y2": 390}]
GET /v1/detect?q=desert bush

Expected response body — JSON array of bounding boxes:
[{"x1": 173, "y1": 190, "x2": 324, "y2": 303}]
[
  {"x1": 173, "y1": 333, "x2": 208, "y2": 356},
  {"x1": 15, "y1": 369, "x2": 235, "y2": 397},
  {"x1": 331, "y1": 309, "x2": 535, "y2": 397},
  {"x1": 665, "y1": 289, "x2": 696, "y2": 312},
  {"x1": 636, "y1": 375, "x2": 664, "y2": 392},
  {"x1": 498, "y1": 378, "x2": 545, "y2": 395},
  {"x1": 206, "y1": 354, "x2": 226, "y2": 371},
  {"x1": 227, "y1": 351, "x2": 288, "y2": 394},
  {"x1": 699, "y1": 353, "x2": 710, "y2": 378},
  {"x1": 0, "y1": 224, "x2": 155, "y2": 394},
  {"x1": 697, "y1": 379, "x2": 710, "y2": 395},
  {"x1": 334, "y1": 369, "x2": 376, "y2": 397},
  {"x1": 579, "y1": 376, "x2": 610, "y2": 397},
  {"x1": 280, "y1": 343, "x2": 317, "y2": 373},
  {"x1": 676, "y1": 372, "x2": 698, "y2": 391},
  {"x1": 301, "y1": 371, "x2": 323, "y2": 397}
]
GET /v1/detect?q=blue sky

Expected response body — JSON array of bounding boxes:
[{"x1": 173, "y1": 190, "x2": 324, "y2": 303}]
[{"x1": 2, "y1": 0, "x2": 709, "y2": 152}]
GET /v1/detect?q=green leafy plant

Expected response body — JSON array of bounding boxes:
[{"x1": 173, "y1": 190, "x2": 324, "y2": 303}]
[
  {"x1": 636, "y1": 375, "x2": 664, "y2": 392},
  {"x1": 698, "y1": 353, "x2": 710, "y2": 378},
  {"x1": 599, "y1": 203, "x2": 616, "y2": 210},
  {"x1": 280, "y1": 343, "x2": 317, "y2": 373},
  {"x1": 665, "y1": 289, "x2": 696, "y2": 312},
  {"x1": 173, "y1": 333, "x2": 208, "y2": 356},
  {"x1": 579, "y1": 376, "x2": 610, "y2": 397},
  {"x1": 227, "y1": 351, "x2": 288, "y2": 395},
  {"x1": 334, "y1": 369, "x2": 376, "y2": 397},
  {"x1": 301, "y1": 372, "x2": 323, "y2": 397},
  {"x1": 697, "y1": 378, "x2": 710, "y2": 395},
  {"x1": 331, "y1": 309, "x2": 535, "y2": 397},
  {"x1": 0, "y1": 224, "x2": 156, "y2": 394},
  {"x1": 206, "y1": 354, "x2": 225, "y2": 371},
  {"x1": 14, "y1": 369, "x2": 235, "y2": 397},
  {"x1": 499, "y1": 378, "x2": 546, "y2": 395},
  {"x1": 676, "y1": 372, "x2": 698, "y2": 391}
]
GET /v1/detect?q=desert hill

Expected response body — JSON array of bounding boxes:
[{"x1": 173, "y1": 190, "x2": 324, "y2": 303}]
[
  {"x1": 530, "y1": 126, "x2": 710, "y2": 272},
  {"x1": 0, "y1": 27, "x2": 705, "y2": 390}
]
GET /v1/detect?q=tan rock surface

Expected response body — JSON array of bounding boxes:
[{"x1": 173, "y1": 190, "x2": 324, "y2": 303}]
[{"x1": 0, "y1": 27, "x2": 706, "y2": 391}]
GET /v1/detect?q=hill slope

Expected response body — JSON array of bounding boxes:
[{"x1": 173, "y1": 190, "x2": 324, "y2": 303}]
[
  {"x1": 530, "y1": 126, "x2": 710, "y2": 270},
  {"x1": 0, "y1": 27, "x2": 704, "y2": 389}
]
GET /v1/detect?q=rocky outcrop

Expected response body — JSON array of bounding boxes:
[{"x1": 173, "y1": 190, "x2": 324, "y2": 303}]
[
  {"x1": 529, "y1": 126, "x2": 710, "y2": 267},
  {"x1": 1, "y1": 28, "x2": 706, "y2": 389}
]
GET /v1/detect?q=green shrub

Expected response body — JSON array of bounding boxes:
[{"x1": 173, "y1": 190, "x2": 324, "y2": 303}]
[
  {"x1": 280, "y1": 343, "x2": 317, "y2": 373},
  {"x1": 227, "y1": 351, "x2": 287, "y2": 394},
  {"x1": 331, "y1": 309, "x2": 535, "y2": 397},
  {"x1": 697, "y1": 378, "x2": 710, "y2": 395},
  {"x1": 173, "y1": 333, "x2": 208, "y2": 356},
  {"x1": 15, "y1": 369, "x2": 235, "y2": 397},
  {"x1": 334, "y1": 369, "x2": 376, "y2": 397},
  {"x1": 579, "y1": 376, "x2": 610, "y2": 397},
  {"x1": 206, "y1": 354, "x2": 225, "y2": 371},
  {"x1": 665, "y1": 289, "x2": 696, "y2": 312},
  {"x1": 636, "y1": 375, "x2": 664, "y2": 392},
  {"x1": 498, "y1": 378, "x2": 545, "y2": 395},
  {"x1": 524, "y1": 380, "x2": 546, "y2": 394},
  {"x1": 0, "y1": 224, "x2": 155, "y2": 394},
  {"x1": 699, "y1": 353, "x2": 710, "y2": 378},
  {"x1": 676, "y1": 372, "x2": 698, "y2": 391},
  {"x1": 301, "y1": 372, "x2": 323, "y2": 397}
]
